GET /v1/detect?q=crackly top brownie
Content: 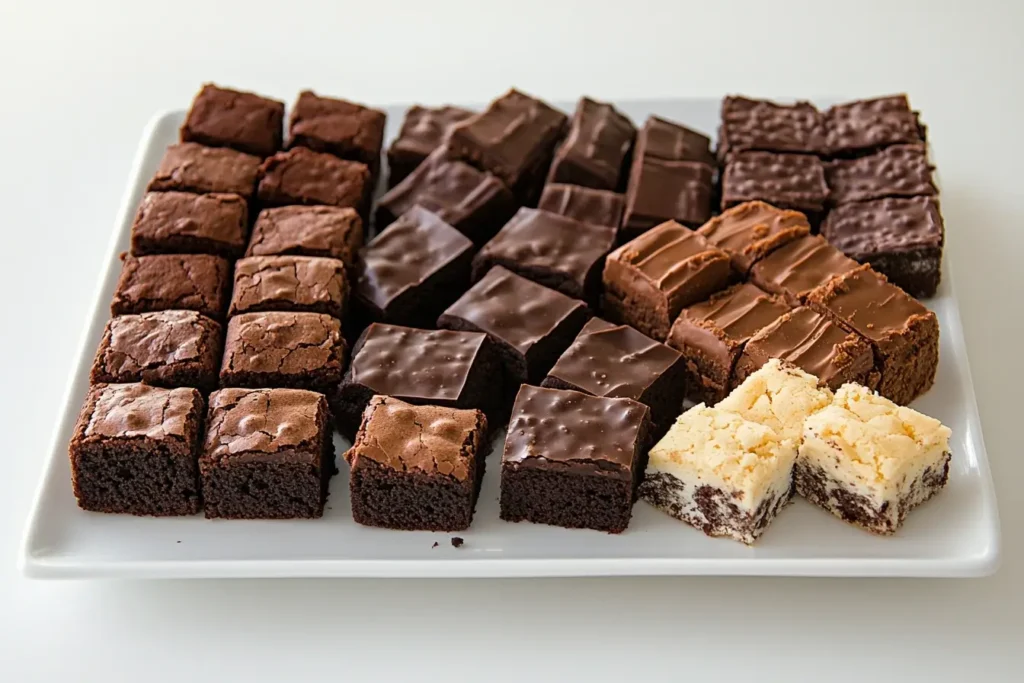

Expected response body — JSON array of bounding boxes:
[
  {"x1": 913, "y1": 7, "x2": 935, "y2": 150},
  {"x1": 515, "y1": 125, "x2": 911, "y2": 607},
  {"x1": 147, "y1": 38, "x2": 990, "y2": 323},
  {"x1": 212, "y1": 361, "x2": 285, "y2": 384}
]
[
  {"x1": 387, "y1": 105, "x2": 475, "y2": 186},
  {"x1": 546, "y1": 97, "x2": 636, "y2": 191},
  {"x1": 257, "y1": 147, "x2": 371, "y2": 213},
  {"x1": 246, "y1": 205, "x2": 363, "y2": 267},
  {"x1": 538, "y1": 183, "x2": 625, "y2": 229},
  {"x1": 825, "y1": 144, "x2": 936, "y2": 205},
  {"x1": 697, "y1": 200, "x2": 810, "y2": 274},
  {"x1": 180, "y1": 84, "x2": 284, "y2": 158},
  {"x1": 111, "y1": 253, "x2": 232, "y2": 321},
  {"x1": 229, "y1": 255, "x2": 348, "y2": 319},
  {"x1": 823, "y1": 95, "x2": 925, "y2": 157},
  {"x1": 288, "y1": 91, "x2": 386, "y2": 170},
  {"x1": 130, "y1": 191, "x2": 248, "y2": 259},
  {"x1": 148, "y1": 142, "x2": 261, "y2": 199},
  {"x1": 749, "y1": 234, "x2": 860, "y2": 306},
  {"x1": 721, "y1": 151, "x2": 828, "y2": 216},
  {"x1": 717, "y1": 95, "x2": 825, "y2": 160}
]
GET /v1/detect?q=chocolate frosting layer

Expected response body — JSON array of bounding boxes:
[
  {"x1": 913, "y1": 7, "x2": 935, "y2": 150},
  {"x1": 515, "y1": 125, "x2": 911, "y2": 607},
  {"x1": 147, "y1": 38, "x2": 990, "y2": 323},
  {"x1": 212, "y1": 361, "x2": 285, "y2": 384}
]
[
  {"x1": 718, "y1": 96, "x2": 825, "y2": 159},
  {"x1": 390, "y1": 105, "x2": 475, "y2": 161},
  {"x1": 78, "y1": 383, "x2": 202, "y2": 441},
  {"x1": 222, "y1": 312, "x2": 344, "y2": 375},
  {"x1": 257, "y1": 147, "x2": 370, "y2": 209},
  {"x1": 824, "y1": 95, "x2": 924, "y2": 156},
  {"x1": 148, "y1": 142, "x2": 261, "y2": 198},
  {"x1": 638, "y1": 115, "x2": 714, "y2": 164},
  {"x1": 246, "y1": 205, "x2": 363, "y2": 265},
  {"x1": 203, "y1": 387, "x2": 327, "y2": 463},
  {"x1": 722, "y1": 151, "x2": 828, "y2": 212},
  {"x1": 538, "y1": 183, "x2": 625, "y2": 229},
  {"x1": 230, "y1": 255, "x2": 347, "y2": 316},
  {"x1": 624, "y1": 156, "x2": 715, "y2": 229},
  {"x1": 697, "y1": 200, "x2": 810, "y2": 272},
  {"x1": 821, "y1": 196, "x2": 943, "y2": 259},
  {"x1": 547, "y1": 97, "x2": 636, "y2": 191},
  {"x1": 825, "y1": 144, "x2": 936, "y2": 204},
  {"x1": 750, "y1": 234, "x2": 860, "y2": 304},
  {"x1": 133, "y1": 191, "x2": 248, "y2": 249}
]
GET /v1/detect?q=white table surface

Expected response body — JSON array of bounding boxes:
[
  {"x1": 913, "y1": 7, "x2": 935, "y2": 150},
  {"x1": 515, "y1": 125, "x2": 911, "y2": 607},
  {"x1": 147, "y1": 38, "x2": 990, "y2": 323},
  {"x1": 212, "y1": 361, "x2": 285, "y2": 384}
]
[{"x1": 1, "y1": 1, "x2": 1021, "y2": 679}]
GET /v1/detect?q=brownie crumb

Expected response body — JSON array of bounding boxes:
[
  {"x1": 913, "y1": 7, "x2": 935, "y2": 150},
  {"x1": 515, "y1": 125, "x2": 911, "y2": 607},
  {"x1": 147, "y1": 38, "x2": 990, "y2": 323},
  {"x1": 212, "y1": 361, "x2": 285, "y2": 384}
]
[
  {"x1": 432, "y1": 541, "x2": 439, "y2": 548},
  {"x1": 451, "y1": 537, "x2": 465, "y2": 548}
]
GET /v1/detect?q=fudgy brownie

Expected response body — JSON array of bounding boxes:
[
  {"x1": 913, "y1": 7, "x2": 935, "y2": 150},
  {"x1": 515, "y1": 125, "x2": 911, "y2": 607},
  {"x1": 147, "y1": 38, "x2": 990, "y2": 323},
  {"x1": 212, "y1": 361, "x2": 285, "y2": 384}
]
[
  {"x1": 541, "y1": 317, "x2": 685, "y2": 438},
  {"x1": 246, "y1": 205, "x2": 363, "y2": 267},
  {"x1": 376, "y1": 150, "x2": 517, "y2": 244},
  {"x1": 130, "y1": 191, "x2": 248, "y2": 259},
  {"x1": 288, "y1": 90, "x2": 386, "y2": 177},
  {"x1": 546, "y1": 97, "x2": 636, "y2": 191},
  {"x1": 180, "y1": 84, "x2": 285, "y2": 158},
  {"x1": 696, "y1": 201, "x2": 810, "y2": 274},
  {"x1": 147, "y1": 142, "x2": 261, "y2": 199},
  {"x1": 345, "y1": 396, "x2": 489, "y2": 531},
  {"x1": 622, "y1": 155, "x2": 715, "y2": 238},
  {"x1": 500, "y1": 385, "x2": 651, "y2": 533},
  {"x1": 386, "y1": 105, "x2": 475, "y2": 187},
  {"x1": 229, "y1": 255, "x2": 348, "y2": 319},
  {"x1": 90, "y1": 310, "x2": 223, "y2": 392},
  {"x1": 333, "y1": 323, "x2": 504, "y2": 438},
  {"x1": 111, "y1": 253, "x2": 232, "y2": 321},
  {"x1": 219, "y1": 311, "x2": 346, "y2": 393},
  {"x1": 823, "y1": 95, "x2": 925, "y2": 158},
  {"x1": 257, "y1": 147, "x2": 372, "y2": 214},
  {"x1": 821, "y1": 196, "x2": 944, "y2": 298},
  {"x1": 807, "y1": 265, "x2": 939, "y2": 405},
  {"x1": 538, "y1": 183, "x2": 625, "y2": 229},
  {"x1": 667, "y1": 283, "x2": 791, "y2": 404},
  {"x1": 438, "y1": 266, "x2": 591, "y2": 386},
  {"x1": 720, "y1": 151, "x2": 828, "y2": 220},
  {"x1": 69, "y1": 383, "x2": 204, "y2": 516},
  {"x1": 749, "y1": 234, "x2": 860, "y2": 306},
  {"x1": 635, "y1": 115, "x2": 715, "y2": 166},
  {"x1": 601, "y1": 221, "x2": 732, "y2": 341},
  {"x1": 353, "y1": 206, "x2": 474, "y2": 329},
  {"x1": 825, "y1": 144, "x2": 936, "y2": 205},
  {"x1": 472, "y1": 207, "x2": 616, "y2": 303},
  {"x1": 717, "y1": 96, "x2": 825, "y2": 160},
  {"x1": 200, "y1": 387, "x2": 334, "y2": 519}
]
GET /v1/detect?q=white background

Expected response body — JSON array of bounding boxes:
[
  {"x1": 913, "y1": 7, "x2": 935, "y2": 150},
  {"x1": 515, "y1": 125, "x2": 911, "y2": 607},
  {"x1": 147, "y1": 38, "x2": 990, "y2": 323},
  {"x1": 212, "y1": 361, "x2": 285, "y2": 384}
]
[{"x1": 1, "y1": 1, "x2": 1021, "y2": 680}]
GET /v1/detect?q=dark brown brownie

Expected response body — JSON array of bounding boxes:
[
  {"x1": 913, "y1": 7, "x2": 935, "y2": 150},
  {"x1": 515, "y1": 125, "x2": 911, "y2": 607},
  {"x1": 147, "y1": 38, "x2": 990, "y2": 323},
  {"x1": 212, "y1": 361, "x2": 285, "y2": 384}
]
[
  {"x1": 824, "y1": 95, "x2": 925, "y2": 157},
  {"x1": 354, "y1": 206, "x2": 474, "y2": 328},
  {"x1": 386, "y1": 105, "x2": 475, "y2": 187},
  {"x1": 438, "y1": 266, "x2": 590, "y2": 386},
  {"x1": 622, "y1": 155, "x2": 715, "y2": 238},
  {"x1": 635, "y1": 115, "x2": 715, "y2": 166},
  {"x1": 376, "y1": 150, "x2": 518, "y2": 244},
  {"x1": 720, "y1": 151, "x2": 828, "y2": 220},
  {"x1": 807, "y1": 265, "x2": 939, "y2": 405},
  {"x1": 445, "y1": 89, "x2": 568, "y2": 202},
  {"x1": 499, "y1": 385, "x2": 651, "y2": 533},
  {"x1": 667, "y1": 283, "x2": 791, "y2": 403},
  {"x1": 246, "y1": 205, "x2": 363, "y2": 267},
  {"x1": 200, "y1": 387, "x2": 334, "y2": 519},
  {"x1": 749, "y1": 234, "x2": 860, "y2": 306},
  {"x1": 345, "y1": 396, "x2": 488, "y2": 531},
  {"x1": 130, "y1": 191, "x2": 248, "y2": 259},
  {"x1": 717, "y1": 96, "x2": 825, "y2": 160},
  {"x1": 219, "y1": 311, "x2": 346, "y2": 393},
  {"x1": 69, "y1": 383, "x2": 204, "y2": 516},
  {"x1": 601, "y1": 221, "x2": 732, "y2": 341},
  {"x1": 332, "y1": 323, "x2": 504, "y2": 438},
  {"x1": 256, "y1": 147, "x2": 371, "y2": 215},
  {"x1": 229, "y1": 255, "x2": 348, "y2": 319},
  {"x1": 821, "y1": 196, "x2": 944, "y2": 298},
  {"x1": 545, "y1": 97, "x2": 636, "y2": 191},
  {"x1": 111, "y1": 253, "x2": 232, "y2": 321},
  {"x1": 472, "y1": 207, "x2": 616, "y2": 303},
  {"x1": 288, "y1": 90, "x2": 387, "y2": 175},
  {"x1": 541, "y1": 317, "x2": 685, "y2": 438},
  {"x1": 825, "y1": 144, "x2": 937, "y2": 205},
  {"x1": 180, "y1": 84, "x2": 285, "y2": 158},
  {"x1": 696, "y1": 200, "x2": 810, "y2": 274},
  {"x1": 538, "y1": 183, "x2": 625, "y2": 229},
  {"x1": 733, "y1": 306, "x2": 879, "y2": 391},
  {"x1": 147, "y1": 142, "x2": 261, "y2": 199},
  {"x1": 90, "y1": 310, "x2": 223, "y2": 392}
]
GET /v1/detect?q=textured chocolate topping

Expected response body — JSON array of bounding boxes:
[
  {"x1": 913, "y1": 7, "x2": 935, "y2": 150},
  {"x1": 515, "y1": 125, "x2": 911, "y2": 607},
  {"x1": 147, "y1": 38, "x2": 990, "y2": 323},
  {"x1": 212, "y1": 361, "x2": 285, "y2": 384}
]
[
  {"x1": 547, "y1": 318, "x2": 682, "y2": 400},
  {"x1": 824, "y1": 95, "x2": 924, "y2": 156},
  {"x1": 288, "y1": 90, "x2": 386, "y2": 166},
  {"x1": 348, "y1": 396, "x2": 486, "y2": 481},
  {"x1": 97, "y1": 310, "x2": 221, "y2": 377},
  {"x1": 822, "y1": 196, "x2": 944, "y2": 259},
  {"x1": 257, "y1": 147, "x2": 370, "y2": 209},
  {"x1": 825, "y1": 144, "x2": 936, "y2": 204},
  {"x1": 721, "y1": 151, "x2": 828, "y2": 212},
  {"x1": 77, "y1": 383, "x2": 201, "y2": 441},
  {"x1": 624, "y1": 156, "x2": 715, "y2": 230},
  {"x1": 246, "y1": 205, "x2": 363, "y2": 265},
  {"x1": 390, "y1": 105, "x2": 475, "y2": 161},
  {"x1": 148, "y1": 142, "x2": 261, "y2": 198},
  {"x1": 538, "y1": 183, "x2": 625, "y2": 229},
  {"x1": 546, "y1": 97, "x2": 636, "y2": 191},
  {"x1": 230, "y1": 255, "x2": 347, "y2": 317},
  {"x1": 132, "y1": 191, "x2": 248, "y2": 251},
  {"x1": 348, "y1": 324, "x2": 489, "y2": 402},
  {"x1": 222, "y1": 312, "x2": 344, "y2": 375},
  {"x1": 180, "y1": 84, "x2": 285, "y2": 158},
  {"x1": 503, "y1": 385, "x2": 648, "y2": 478},
  {"x1": 750, "y1": 234, "x2": 860, "y2": 305},
  {"x1": 203, "y1": 387, "x2": 327, "y2": 462},
  {"x1": 697, "y1": 201, "x2": 810, "y2": 273},
  {"x1": 112, "y1": 254, "x2": 231, "y2": 320},
  {"x1": 638, "y1": 115, "x2": 714, "y2": 164},
  {"x1": 718, "y1": 96, "x2": 825, "y2": 158}
]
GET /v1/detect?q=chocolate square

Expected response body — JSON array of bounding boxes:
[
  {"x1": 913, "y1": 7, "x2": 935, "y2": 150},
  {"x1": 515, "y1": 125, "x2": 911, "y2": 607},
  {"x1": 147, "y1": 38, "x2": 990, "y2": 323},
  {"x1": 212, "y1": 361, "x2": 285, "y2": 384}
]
[
  {"x1": 538, "y1": 183, "x2": 625, "y2": 229},
  {"x1": 130, "y1": 191, "x2": 248, "y2": 259},
  {"x1": 246, "y1": 205, "x2": 363, "y2": 267},
  {"x1": 697, "y1": 200, "x2": 810, "y2": 274},
  {"x1": 111, "y1": 253, "x2": 232, "y2": 321},
  {"x1": 148, "y1": 142, "x2": 261, "y2": 199},
  {"x1": 180, "y1": 84, "x2": 284, "y2": 158},
  {"x1": 386, "y1": 105, "x2": 474, "y2": 187},
  {"x1": 749, "y1": 234, "x2": 860, "y2": 306},
  {"x1": 824, "y1": 95, "x2": 925, "y2": 157},
  {"x1": 546, "y1": 97, "x2": 636, "y2": 191},
  {"x1": 717, "y1": 96, "x2": 825, "y2": 160},
  {"x1": 622, "y1": 156, "x2": 715, "y2": 238},
  {"x1": 721, "y1": 151, "x2": 828, "y2": 219},
  {"x1": 825, "y1": 144, "x2": 936, "y2": 205},
  {"x1": 229, "y1": 255, "x2": 348, "y2": 319},
  {"x1": 636, "y1": 115, "x2": 714, "y2": 165},
  {"x1": 288, "y1": 90, "x2": 387, "y2": 174},
  {"x1": 257, "y1": 147, "x2": 371, "y2": 214}
]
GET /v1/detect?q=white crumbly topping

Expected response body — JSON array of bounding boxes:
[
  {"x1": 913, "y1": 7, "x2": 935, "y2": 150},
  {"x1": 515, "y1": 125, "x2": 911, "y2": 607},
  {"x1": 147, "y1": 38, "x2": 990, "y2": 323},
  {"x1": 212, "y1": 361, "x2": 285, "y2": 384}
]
[{"x1": 717, "y1": 359, "x2": 832, "y2": 442}]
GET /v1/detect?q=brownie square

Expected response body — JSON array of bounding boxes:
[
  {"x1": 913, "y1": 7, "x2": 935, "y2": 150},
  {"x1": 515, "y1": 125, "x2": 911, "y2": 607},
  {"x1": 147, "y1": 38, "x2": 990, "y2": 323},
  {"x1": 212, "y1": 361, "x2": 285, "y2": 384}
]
[
  {"x1": 257, "y1": 147, "x2": 371, "y2": 214},
  {"x1": 377, "y1": 150, "x2": 517, "y2": 245},
  {"x1": 288, "y1": 90, "x2": 387, "y2": 174},
  {"x1": 229, "y1": 255, "x2": 348, "y2": 319},
  {"x1": 111, "y1": 253, "x2": 232, "y2": 321},
  {"x1": 538, "y1": 183, "x2": 624, "y2": 229},
  {"x1": 721, "y1": 151, "x2": 828, "y2": 220},
  {"x1": 219, "y1": 311, "x2": 346, "y2": 393},
  {"x1": 345, "y1": 396, "x2": 489, "y2": 531},
  {"x1": 807, "y1": 265, "x2": 939, "y2": 405},
  {"x1": 822, "y1": 196, "x2": 944, "y2": 298},
  {"x1": 825, "y1": 144, "x2": 937, "y2": 205},
  {"x1": 147, "y1": 142, "x2": 260, "y2": 199},
  {"x1": 635, "y1": 115, "x2": 715, "y2": 165},
  {"x1": 623, "y1": 155, "x2": 715, "y2": 238},
  {"x1": 717, "y1": 96, "x2": 825, "y2": 160},
  {"x1": 180, "y1": 84, "x2": 284, "y2": 158},
  {"x1": 824, "y1": 95, "x2": 925, "y2": 157},
  {"x1": 387, "y1": 105, "x2": 475, "y2": 187},
  {"x1": 472, "y1": 207, "x2": 616, "y2": 303},
  {"x1": 542, "y1": 317, "x2": 685, "y2": 438},
  {"x1": 696, "y1": 200, "x2": 810, "y2": 274},
  {"x1": 438, "y1": 266, "x2": 591, "y2": 386},
  {"x1": 446, "y1": 89, "x2": 568, "y2": 201},
  {"x1": 246, "y1": 205, "x2": 363, "y2": 267},
  {"x1": 90, "y1": 310, "x2": 223, "y2": 392},
  {"x1": 499, "y1": 385, "x2": 651, "y2": 533},
  {"x1": 546, "y1": 97, "x2": 636, "y2": 191},
  {"x1": 130, "y1": 191, "x2": 248, "y2": 259},
  {"x1": 200, "y1": 387, "x2": 334, "y2": 519},
  {"x1": 333, "y1": 323, "x2": 505, "y2": 438},
  {"x1": 667, "y1": 283, "x2": 791, "y2": 404},
  {"x1": 69, "y1": 383, "x2": 204, "y2": 515},
  {"x1": 749, "y1": 234, "x2": 861, "y2": 306},
  {"x1": 602, "y1": 221, "x2": 733, "y2": 341}
]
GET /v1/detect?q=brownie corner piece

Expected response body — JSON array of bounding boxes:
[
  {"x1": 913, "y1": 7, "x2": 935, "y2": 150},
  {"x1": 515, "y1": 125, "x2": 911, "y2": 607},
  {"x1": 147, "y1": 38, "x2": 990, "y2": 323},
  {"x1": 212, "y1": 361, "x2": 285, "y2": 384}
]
[
  {"x1": 180, "y1": 83, "x2": 285, "y2": 158},
  {"x1": 69, "y1": 383, "x2": 204, "y2": 516}
]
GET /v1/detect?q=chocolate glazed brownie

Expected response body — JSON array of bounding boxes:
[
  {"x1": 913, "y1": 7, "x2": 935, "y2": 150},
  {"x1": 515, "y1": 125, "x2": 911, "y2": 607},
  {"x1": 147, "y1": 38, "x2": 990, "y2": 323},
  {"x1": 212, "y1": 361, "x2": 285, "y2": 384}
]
[{"x1": 386, "y1": 105, "x2": 475, "y2": 187}]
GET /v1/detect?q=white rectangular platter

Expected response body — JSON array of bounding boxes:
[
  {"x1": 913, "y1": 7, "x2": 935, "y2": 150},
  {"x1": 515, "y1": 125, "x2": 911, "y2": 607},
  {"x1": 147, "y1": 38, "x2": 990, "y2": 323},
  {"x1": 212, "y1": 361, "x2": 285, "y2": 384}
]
[{"x1": 21, "y1": 99, "x2": 1001, "y2": 578}]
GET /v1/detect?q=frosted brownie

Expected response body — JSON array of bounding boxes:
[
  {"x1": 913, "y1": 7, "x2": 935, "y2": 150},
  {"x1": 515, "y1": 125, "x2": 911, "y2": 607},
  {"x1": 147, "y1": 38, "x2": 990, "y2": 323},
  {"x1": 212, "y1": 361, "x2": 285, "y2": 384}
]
[
  {"x1": 538, "y1": 183, "x2": 626, "y2": 230},
  {"x1": 717, "y1": 359, "x2": 833, "y2": 442},
  {"x1": 386, "y1": 105, "x2": 474, "y2": 187},
  {"x1": 750, "y1": 234, "x2": 861, "y2": 306},
  {"x1": 696, "y1": 201, "x2": 810, "y2": 275}
]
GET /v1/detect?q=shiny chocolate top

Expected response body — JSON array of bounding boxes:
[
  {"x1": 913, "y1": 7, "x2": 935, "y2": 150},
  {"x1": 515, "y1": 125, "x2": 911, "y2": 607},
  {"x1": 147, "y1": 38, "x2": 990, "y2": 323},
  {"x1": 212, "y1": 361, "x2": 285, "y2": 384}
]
[
  {"x1": 538, "y1": 183, "x2": 625, "y2": 229},
  {"x1": 824, "y1": 95, "x2": 924, "y2": 156},
  {"x1": 718, "y1": 96, "x2": 825, "y2": 159},
  {"x1": 750, "y1": 234, "x2": 860, "y2": 305},
  {"x1": 825, "y1": 144, "x2": 937, "y2": 204},
  {"x1": 721, "y1": 151, "x2": 828, "y2": 212},
  {"x1": 547, "y1": 97, "x2": 636, "y2": 191},
  {"x1": 697, "y1": 201, "x2": 810, "y2": 273},
  {"x1": 821, "y1": 196, "x2": 943, "y2": 260}
]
